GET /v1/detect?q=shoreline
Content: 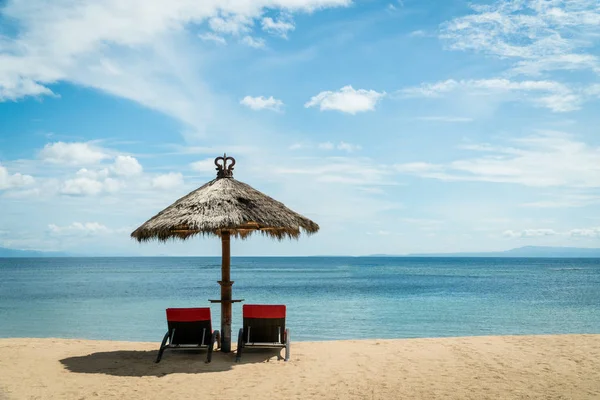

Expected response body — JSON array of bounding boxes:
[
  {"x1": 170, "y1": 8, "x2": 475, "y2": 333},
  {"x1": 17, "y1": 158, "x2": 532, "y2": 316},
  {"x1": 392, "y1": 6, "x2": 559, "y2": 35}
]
[
  {"x1": 1, "y1": 334, "x2": 599, "y2": 399},
  {"x1": 2, "y1": 331, "x2": 600, "y2": 343}
]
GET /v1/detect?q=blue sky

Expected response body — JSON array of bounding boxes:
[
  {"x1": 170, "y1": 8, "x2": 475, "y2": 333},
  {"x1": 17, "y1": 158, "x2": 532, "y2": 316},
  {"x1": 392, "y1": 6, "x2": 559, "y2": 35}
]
[{"x1": 1, "y1": 0, "x2": 600, "y2": 256}]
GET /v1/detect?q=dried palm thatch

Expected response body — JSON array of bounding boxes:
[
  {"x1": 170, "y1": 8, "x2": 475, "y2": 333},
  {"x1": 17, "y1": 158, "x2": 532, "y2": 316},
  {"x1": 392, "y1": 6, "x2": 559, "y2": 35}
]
[{"x1": 131, "y1": 156, "x2": 319, "y2": 242}]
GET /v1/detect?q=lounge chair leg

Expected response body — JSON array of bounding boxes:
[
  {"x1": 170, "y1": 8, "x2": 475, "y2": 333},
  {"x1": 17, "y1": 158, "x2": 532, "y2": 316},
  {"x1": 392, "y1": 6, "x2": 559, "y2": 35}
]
[
  {"x1": 206, "y1": 330, "x2": 220, "y2": 363},
  {"x1": 206, "y1": 343, "x2": 212, "y2": 363},
  {"x1": 284, "y1": 329, "x2": 290, "y2": 362},
  {"x1": 236, "y1": 328, "x2": 244, "y2": 362},
  {"x1": 156, "y1": 331, "x2": 170, "y2": 363}
]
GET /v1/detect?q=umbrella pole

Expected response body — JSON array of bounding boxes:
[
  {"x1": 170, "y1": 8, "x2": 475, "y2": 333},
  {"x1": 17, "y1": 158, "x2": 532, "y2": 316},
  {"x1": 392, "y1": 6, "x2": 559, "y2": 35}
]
[{"x1": 219, "y1": 230, "x2": 232, "y2": 353}]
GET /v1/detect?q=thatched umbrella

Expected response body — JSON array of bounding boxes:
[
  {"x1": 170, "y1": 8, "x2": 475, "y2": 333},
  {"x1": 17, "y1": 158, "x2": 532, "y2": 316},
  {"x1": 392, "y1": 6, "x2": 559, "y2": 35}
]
[{"x1": 131, "y1": 154, "x2": 319, "y2": 352}]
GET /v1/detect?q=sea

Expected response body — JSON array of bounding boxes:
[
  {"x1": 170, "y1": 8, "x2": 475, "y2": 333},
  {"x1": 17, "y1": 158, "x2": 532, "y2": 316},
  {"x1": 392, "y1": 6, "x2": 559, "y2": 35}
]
[{"x1": 1, "y1": 257, "x2": 599, "y2": 342}]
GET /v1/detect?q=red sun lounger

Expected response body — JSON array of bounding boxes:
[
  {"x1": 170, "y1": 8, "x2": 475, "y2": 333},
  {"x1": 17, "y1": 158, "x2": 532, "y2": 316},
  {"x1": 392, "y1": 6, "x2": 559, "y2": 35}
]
[
  {"x1": 236, "y1": 304, "x2": 290, "y2": 362},
  {"x1": 156, "y1": 307, "x2": 221, "y2": 363}
]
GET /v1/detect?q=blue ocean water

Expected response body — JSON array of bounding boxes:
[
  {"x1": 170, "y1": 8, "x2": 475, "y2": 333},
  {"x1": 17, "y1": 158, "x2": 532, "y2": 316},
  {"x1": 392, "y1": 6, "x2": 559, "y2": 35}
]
[{"x1": 1, "y1": 257, "x2": 599, "y2": 342}]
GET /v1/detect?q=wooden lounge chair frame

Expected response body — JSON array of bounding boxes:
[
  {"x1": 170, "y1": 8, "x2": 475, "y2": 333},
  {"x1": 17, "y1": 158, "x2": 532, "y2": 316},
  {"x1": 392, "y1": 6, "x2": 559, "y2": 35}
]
[
  {"x1": 236, "y1": 304, "x2": 290, "y2": 362},
  {"x1": 156, "y1": 307, "x2": 221, "y2": 363}
]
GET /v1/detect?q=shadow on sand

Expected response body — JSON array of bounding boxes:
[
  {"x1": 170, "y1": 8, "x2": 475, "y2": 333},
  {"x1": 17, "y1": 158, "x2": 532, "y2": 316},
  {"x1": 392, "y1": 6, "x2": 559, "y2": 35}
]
[{"x1": 60, "y1": 347, "x2": 286, "y2": 377}]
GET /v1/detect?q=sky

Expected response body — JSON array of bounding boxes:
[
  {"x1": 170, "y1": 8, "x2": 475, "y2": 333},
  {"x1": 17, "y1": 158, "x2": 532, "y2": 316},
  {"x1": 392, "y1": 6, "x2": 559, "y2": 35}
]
[{"x1": 1, "y1": 0, "x2": 600, "y2": 256}]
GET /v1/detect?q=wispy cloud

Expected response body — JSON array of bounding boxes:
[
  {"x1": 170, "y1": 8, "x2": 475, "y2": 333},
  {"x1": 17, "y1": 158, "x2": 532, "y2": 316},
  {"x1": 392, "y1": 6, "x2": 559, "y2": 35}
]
[
  {"x1": 399, "y1": 78, "x2": 586, "y2": 112},
  {"x1": 409, "y1": 29, "x2": 431, "y2": 37},
  {"x1": 241, "y1": 36, "x2": 266, "y2": 49},
  {"x1": 337, "y1": 141, "x2": 362, "y2": 153},
  {"x1": 0, "y1": 0, "x2": 351, "y2": 134},
  {"x1": 48, "y1": 222, "x2": 114, "y2": 236},
  {"x1": 521, "y1": 192, "x2": 600, "y2": 209},
  {"x1": 395, "y1": 131, "x2": 600, "y2": 188},
  {"x1": 290, "y1": 141, "x2": 362, "y2": 152},
  {"x1": 198, "y1": 33, "x2": 227, "y2": 45},
  {"x1": 504, "y1": 226, "x2": 600, "y2": 238},
  {"x1": 271, "y1": 156, "x2": 394, "y2": 186},
  {"x1": 440, "y1": 0, "x2": 600, "y2": 76},
  {"x1": 503, "y1": 228, "x2": 558, "y2": 238},
  {"x1": 261, "y1": 16, "x2": 295, "y2": 38},
  {"x1": 317, "y1": 142, "x2": 335, "y2": 150}
]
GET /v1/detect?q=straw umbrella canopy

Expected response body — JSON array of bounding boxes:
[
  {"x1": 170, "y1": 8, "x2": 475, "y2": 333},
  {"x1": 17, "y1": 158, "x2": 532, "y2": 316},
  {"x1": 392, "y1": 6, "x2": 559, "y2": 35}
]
[{"x1": 131, "y1": 154, "x2": 319, "y2": 352}]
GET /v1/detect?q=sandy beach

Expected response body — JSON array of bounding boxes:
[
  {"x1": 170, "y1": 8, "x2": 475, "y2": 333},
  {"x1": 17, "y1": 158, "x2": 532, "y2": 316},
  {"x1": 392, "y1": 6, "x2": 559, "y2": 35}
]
[{"x1": 0, "y1": 335, "x2": 599, "y2": 400}]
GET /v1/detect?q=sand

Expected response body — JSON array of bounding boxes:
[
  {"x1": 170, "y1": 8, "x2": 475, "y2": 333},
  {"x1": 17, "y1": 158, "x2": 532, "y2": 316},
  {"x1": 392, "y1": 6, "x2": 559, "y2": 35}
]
[{"x1": 1, "y1": 335, "x2": 599, "y2": 400}]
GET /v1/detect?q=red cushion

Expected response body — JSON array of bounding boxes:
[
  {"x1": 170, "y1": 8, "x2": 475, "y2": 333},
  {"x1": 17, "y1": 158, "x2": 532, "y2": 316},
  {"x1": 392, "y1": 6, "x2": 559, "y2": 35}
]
[
  {"x1": 243, "y1": 304, "x2": 286, "y2": 319},
  {"x1": 166, "y1": 307, "x2": 211, "y2": 322}
]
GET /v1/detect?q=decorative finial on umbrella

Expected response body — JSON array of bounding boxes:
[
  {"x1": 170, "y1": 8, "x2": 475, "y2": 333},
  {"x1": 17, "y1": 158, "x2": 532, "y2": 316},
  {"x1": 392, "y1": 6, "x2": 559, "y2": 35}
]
[{"x1": 215, "y1": 153, "x2": 236, "y2": 179}]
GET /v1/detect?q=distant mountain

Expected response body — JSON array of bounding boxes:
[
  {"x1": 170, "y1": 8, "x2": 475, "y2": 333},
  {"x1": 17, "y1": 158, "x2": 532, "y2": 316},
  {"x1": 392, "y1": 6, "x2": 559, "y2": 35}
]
[
  {"x1": 0, "y1": 247, "x2": 70, "y2": 257},
  {"x1": 367, "y1": 246, "x2": 600, "y2": 258}
]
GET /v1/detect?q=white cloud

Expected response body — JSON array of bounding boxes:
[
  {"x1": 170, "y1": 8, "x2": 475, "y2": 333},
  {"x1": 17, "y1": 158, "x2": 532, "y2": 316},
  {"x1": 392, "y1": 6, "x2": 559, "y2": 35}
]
[
  {"x1": 190, "y1": 158, "x2": 217, "y2": 174},
  {"x1": 47, "y1": 154, "x2": 142, "y2": 196},
  {"x1": 305, "y1": 85, "x2": 386, "y2": 114},
  {"x1": 567, "y1": 227, "x2": 600, "y2": 238},
  {"x1": 0, "y1": 78, "x2": 56, "y2": 102},
  {"x1": 337, "y1": 142, "x2": 361, "y2": 152},
  {"x1": 48, "y1": 222, "x2": 112, "y2": 236},
  {"x1": 110, "y1": 155, "x2": 143, "y2": 177},
  {"x1": 504, "y1": 226, "x2": 600, "y2": 238},
  {"x1": 399, "y1": 78, "x2": 583, "y2": 112},
  {"x1": 2, "y1": 188, "x2": 42, "y2": 199},
  {"x1": 585, "y1": 84, "x2": 600, "y2": 98},
  {"x1": 521, "y1": 193, "x2": 600, "y2": 209},
  {"x1": 273, "y1": 156, "x2": 394, "y2": 186},
  {"x1": 8, "y1": 141, "x2": 198, "y2": 198},
  {"x1": 261, "y1": 17, "x2": 295, "y2": 38},
  {"x1": 74, "y1": 168, "x2": 110, "y2": 180},
  {"x1": 60, "y1": 177, "x2": 122, "y2": 196},
  {"x1": 503, "y1": 229, "x2": 558, "y2": 238},
  {"x1": 409, "y1": 30, "x2": 429, "y2": 37},
  {"x1": 241, "y1": 36, "x2": 266, "y2": 48},
  {"x1": 152, "y1": 172, "x2": 184, "y2": 190},
  {"x1": 289, "y1": 143, "x2": 306, "y2": 150},
  {"x1": 440, "y1": 0, "x2": 600, "y2": 76},
  {"x1": 199, "y1": 33, "x2": 227, "y2": 45},
  {"x1": 394, "y1": 131, "x2": 600, "y2": 188},
  {"x1": 0, "y1": 165, "x2": 35, "y2": 190},
  {"x1": 318, "y1": 142, "x2": 335, "y2": 150},
  {"x1": 400, "y1": 79, "x2": 459, "y2": 97},
  {"x1": 240, "y1": 95, "x2": 284, "y2": 111},
  {"x1": 209, "y1": 15, "x2": 253, "y2": 36},
  {"x1": 39, "y1": 142, "x2": 110, "y2": 165}
]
